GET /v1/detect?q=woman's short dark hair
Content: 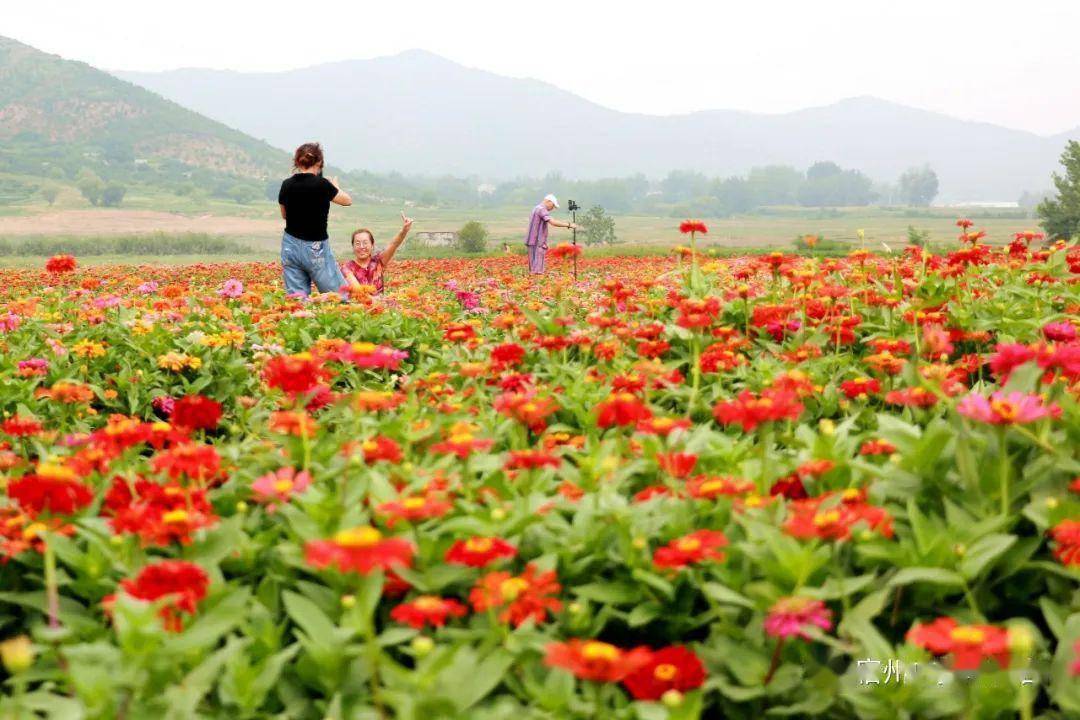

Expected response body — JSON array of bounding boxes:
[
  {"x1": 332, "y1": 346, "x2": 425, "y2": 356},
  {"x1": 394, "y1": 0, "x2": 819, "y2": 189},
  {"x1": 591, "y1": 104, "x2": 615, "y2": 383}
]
[
  {"x1": 293, "y1": 142, "x2": 324, "y2": 170},
  {"x1": 351, "y1": 228, "x2": 375, "y2": 246}
]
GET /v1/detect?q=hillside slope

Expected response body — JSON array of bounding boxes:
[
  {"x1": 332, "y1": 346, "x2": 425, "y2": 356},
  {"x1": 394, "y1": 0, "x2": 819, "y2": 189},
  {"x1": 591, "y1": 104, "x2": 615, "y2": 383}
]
[{"x1": 0, "y1": 35, "x2": 289, "y2": 201}]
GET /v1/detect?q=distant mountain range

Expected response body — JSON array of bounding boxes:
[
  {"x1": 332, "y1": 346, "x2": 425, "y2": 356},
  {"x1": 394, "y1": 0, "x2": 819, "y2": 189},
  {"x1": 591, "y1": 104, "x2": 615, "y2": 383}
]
[
  {"x1": 0, "y1": 34, "x2": 288, "y2": 191},
  {"x1": 117, "y1": 49, "x2": 1077, "y2": 202}
]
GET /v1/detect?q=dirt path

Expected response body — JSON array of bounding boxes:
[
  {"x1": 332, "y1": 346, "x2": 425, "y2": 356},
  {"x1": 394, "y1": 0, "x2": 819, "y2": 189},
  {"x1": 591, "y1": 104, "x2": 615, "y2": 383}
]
[{"x1": 0, "y1": 209, "x2": 280, "y2": 236}]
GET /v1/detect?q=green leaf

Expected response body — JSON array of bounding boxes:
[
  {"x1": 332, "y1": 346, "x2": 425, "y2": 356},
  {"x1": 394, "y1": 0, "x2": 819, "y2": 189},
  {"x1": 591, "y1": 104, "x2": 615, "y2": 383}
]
[
  {"x1": 169, "y1": 589, "x2": 250, "y2": 654},
  {"x1": 887, "y1": 567, "x2": 964, "y2": 588},
  {"x1": 283, "y1": 590, "x2": 337, "y2": 641},
  {"x1": 573, "y1": 581, "x2": 639, "y2": 604},
  {"x1": 959, "y1": 533, "x2": 1016, "y2": 580},
  {"x1": 627, "y1": 603, "x2": 661, "y2": 627},
  {"x1": 443, "y1": 647, "x2": 515, "y2": 711},
  {"x1": 163, "y1": 639, "x2": 243, "y2": 720},
  {"x1": 702, "y1": 582, "x2": 755, "y2": 609}
]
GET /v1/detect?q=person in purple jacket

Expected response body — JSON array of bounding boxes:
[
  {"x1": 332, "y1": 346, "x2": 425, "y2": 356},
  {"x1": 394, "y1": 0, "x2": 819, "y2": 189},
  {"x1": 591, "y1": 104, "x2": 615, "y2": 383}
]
[{"x1": 524, "y1": 194, "x2": 579, "y2": 275}]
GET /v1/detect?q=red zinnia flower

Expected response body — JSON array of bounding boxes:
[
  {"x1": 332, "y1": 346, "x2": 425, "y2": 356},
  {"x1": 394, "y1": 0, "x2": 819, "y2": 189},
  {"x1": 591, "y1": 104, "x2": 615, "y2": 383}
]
[
  {"x1": 1, "y1": 416, "x2": 44, "y2": 437},
  {"x1": 389, "y1": 595, "x2": 468, "y2": 629},
  {"x1": 360, "y1": 436, "x2": 404, "y2": 464},
  {"x1": 679, "y1": 220, "x2": 708, "y2": 235},
  {"x1": 169, "y1": 395, "x2": 222, "y2": 431},
  {"x1": 653, "y1": 529, "x2": 728, "y2": 569},
  {"x1": 596, "y1": 392, "x2": 653, "y2": 428},
  {"x1": 783, "y1": 492, "x2": 894, "y2": 541},
  {"x1": 150, "y1": 443, "x2": 221, "y2": 484},
  {"x1": 376, "y1": 494, "x2": 452, "y2": 527},
  {"x1": 504, "y1": 450, "x2": 561, "y2": 470},
  {"x1": 262, "y1": 353, "x2": 332, "y2": 395},
  {"x1": 8, "y1": 464, "x2": 93, "y2": 517},
  {"x1": 1050, "y1": 520, "x2": 1080, "y2": 566},
  {"x1": 636, "y1": 417, "x2": 692, "y2": 437},
  {"x1": 907, "y1": 617, "x2": 1010, "y2": 671},
  {"x1": 884, "y1": 387, "x2": 938, "y2": 408},
  {"x1": 493, "y1": 391, "x2": 559, "y2": 433},
  {"x1": 622, "y1": 645, "x2": 706, "y2": 700},
  {"x1": 469, "y1": 563, "x2": 561, "y2": 626},
  {"x1": 859, "y1": 439, "x2": 896, "y2": 456},
  {"x1": 686, "y1": 475, "x2": 755, "y2": 500},
  {"x1": 545, "y1": 639, "x2": 652, "y2": 682},
  {"x1": 657, "y1": 452, "x2": 698, "y2": 479},
  {"x1": 111, "y1": 560, "x2": 209, "y2": 632},
  {"x1": 104, "y1": 476, "x2": 218, "y2": 546},
  {"x1": 305, "y1": 526, "x2": 415, "y2": 575},
  {"x1": 712, "y1": 389, "x2": 803, "y2": 432},
  {"x1": 45, "y1": 254, "x2": 77, "y2": 273},
  {"x1": 839, "y1": 378, "x2": 881, "y2": 400},
  {"x1": 490, "y1": 342, "x2": 526, "y2": 368},
  {"x1": 445, "y1": 536, "x2": 518, "y2": 567}
]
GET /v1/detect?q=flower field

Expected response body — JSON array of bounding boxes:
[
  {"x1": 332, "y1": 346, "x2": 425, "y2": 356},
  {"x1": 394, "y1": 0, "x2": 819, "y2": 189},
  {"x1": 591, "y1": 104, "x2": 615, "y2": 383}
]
[{"x1": 0, "y1": 228, "x2": 1079, "y2": 719}]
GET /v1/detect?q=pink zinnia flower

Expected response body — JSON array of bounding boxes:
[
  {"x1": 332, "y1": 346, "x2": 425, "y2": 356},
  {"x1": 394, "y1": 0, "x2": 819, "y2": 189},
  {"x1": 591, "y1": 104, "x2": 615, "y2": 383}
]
[
  {"x1": 1044, "y1": 322, "x2": 1076, "y2": 343},
  {"x1": 251, "y1": 467, "x2": 312, "y2": 505},
  {"x1": 218, "y1": 279, "x2": 244, "y2": 298},
  {"x1": 1070, "y1": 639, "x2": 1080, "y2": 677},
  {"x1": 956, "y1": 391, "x2": 1061, "y2": 425},
  {"x1": 764, "y1": 597, "x2": 833, "y2": 640}
]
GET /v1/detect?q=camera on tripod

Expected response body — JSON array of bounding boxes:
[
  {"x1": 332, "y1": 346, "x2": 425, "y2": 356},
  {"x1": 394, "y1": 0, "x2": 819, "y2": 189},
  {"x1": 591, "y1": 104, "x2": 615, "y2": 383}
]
[{"x1": 568, "y1": 199, "x2": 580, "y2": 212}]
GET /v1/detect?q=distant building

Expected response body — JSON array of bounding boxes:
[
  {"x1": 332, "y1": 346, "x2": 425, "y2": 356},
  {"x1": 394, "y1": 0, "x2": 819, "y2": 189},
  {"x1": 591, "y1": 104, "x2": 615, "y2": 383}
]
[{"x1": 416, "y1": 231, "x2": 458, "y2": 246}]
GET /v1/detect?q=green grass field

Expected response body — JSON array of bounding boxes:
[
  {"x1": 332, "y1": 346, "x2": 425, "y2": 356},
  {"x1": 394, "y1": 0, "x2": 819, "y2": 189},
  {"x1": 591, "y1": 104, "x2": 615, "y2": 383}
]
[{"x1": 0, "y1": 194, "x2": 1042, "y2": 267}]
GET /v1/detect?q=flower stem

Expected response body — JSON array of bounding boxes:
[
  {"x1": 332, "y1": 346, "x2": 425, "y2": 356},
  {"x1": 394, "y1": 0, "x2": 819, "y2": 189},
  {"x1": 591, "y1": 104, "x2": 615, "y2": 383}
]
[
  {"x1": 997, "y1": 427, "x2": 1009, "y2": 518},
  {"x1": 43, "y1": 534, "x2": 60, "y2": 629},
  {"x1": 687, "y1": 334, "x2": 701, "y2": 418},
  {"x1": 763, "y1": 637, "x2": 786, "y2": 685}
]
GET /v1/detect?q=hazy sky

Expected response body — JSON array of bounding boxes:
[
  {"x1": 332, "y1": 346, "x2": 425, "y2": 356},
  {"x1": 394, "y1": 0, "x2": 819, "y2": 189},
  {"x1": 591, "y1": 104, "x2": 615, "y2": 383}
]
[{"x1": 7, "y1": 1, "x2": 1080, "y2": 135}]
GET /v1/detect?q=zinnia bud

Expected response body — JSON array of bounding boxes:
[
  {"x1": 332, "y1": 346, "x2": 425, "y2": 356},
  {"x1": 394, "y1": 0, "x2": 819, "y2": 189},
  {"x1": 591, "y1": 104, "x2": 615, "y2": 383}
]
[
  {"x1": 1, "y1": 636, "x2": 34, "y2": 674},
  {"x1": 661, "y1": 689, "x2": 684, "y2": 708},
  {"x1": 411, "y1": 636, "x2": 434, "y2": 656}
]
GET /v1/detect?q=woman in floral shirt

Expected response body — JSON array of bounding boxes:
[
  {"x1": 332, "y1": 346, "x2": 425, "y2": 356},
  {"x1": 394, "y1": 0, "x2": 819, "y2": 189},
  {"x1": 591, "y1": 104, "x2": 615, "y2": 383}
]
[{"x1": 341, "y1": 212, "x2": 413, "y2": 294}]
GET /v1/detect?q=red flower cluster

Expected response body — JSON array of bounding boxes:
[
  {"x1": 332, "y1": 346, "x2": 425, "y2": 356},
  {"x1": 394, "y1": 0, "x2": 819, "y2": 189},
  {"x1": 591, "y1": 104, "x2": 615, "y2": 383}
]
[
  {"x1": 8, "y1": 464, "x2": 93, "y2": 517},
  {"x1": 544, "y1": 640, "x2": 706, "y2": 700},
  {"x1": 712, "y1": 388, "x2": 804, "y2": 432},
  {"x1": 104, "y1": 477, "x2": 217, "y2": 545}
]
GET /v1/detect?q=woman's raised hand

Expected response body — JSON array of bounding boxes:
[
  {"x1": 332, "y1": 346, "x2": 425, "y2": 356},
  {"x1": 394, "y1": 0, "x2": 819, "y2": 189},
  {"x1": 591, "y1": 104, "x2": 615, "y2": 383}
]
[{"x1": 401, "y1": 211, "x2": 414, "y2": 234}]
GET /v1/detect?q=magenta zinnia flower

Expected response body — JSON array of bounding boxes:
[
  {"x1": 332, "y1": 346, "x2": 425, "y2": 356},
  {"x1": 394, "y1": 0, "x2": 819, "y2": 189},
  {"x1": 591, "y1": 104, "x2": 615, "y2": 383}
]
[
  {"x1": 1043, "y1": 322, "x2": 1077, "y2": 343},
  {"x1": 218, "y1": 279, "x2": 244, "y2": 298},
  {"x1": 956, "y1": 391, "x2": 1061, "y2": 425},
  {"x1": 764, "y1": 597, "x2": 833, "y2": 640},
  {"x1": 252, "y1": 467, "x2": 312, "y2": 504}
]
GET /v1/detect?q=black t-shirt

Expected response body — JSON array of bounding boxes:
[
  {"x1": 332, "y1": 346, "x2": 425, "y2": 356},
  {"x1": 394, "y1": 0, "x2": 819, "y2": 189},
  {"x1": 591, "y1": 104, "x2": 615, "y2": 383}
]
[{"x1": 278, "y1": 173, "x2": 339, "y2": 241}]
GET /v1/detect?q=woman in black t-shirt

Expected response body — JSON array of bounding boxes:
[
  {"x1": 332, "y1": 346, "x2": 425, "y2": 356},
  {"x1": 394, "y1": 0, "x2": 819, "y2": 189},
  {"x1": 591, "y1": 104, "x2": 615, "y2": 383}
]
[{"x1": 278, "y1": 142, "x2": 353, "y2": 297}]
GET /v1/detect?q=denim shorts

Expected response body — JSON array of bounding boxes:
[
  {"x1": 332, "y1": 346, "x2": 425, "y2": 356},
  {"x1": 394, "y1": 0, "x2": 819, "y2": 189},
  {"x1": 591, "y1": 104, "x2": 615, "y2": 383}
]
[{"x1": 280, "y1": 231, "x2": 347, "y2": 298}]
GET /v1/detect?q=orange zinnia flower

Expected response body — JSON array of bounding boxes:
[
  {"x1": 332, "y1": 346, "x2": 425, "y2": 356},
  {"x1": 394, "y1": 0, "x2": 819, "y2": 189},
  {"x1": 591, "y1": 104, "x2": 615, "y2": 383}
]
[{"x1": 469, "y1": 563, "x2": 561, "y2": 626}]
